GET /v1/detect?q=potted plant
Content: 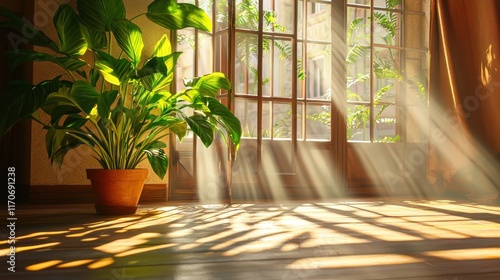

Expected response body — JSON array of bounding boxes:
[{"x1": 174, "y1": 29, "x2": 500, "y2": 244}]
[{"x1": 0, "y1": 0, "x2": 241, "y2": 215}]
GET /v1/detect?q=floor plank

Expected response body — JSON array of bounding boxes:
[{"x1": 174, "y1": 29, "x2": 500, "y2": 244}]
[{"x1": 1, "y1": 198, "x2": 500, "y2": 279}]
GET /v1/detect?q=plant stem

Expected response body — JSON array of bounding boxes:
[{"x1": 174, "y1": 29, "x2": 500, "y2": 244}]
[
  {"x1": 129, "y1": 13, "x2": 146, "y2": 22},
  {"x1": 108, "y1": 31, "x2": 112, "y2": 55},
  {"x1": 66, "y1": 70, "x2": 77, "y2": 82}
]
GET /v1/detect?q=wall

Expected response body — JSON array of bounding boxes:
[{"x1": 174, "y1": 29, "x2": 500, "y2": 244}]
[{"x1": 1, "y1": 1, "x2": 34, "y2": 201}]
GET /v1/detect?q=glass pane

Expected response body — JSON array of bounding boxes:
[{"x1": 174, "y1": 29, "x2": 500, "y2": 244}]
[
  {"x1": 262, "y1": 46, "x2": 271, "y2": 97},
  {"x1": 374, "y1": 0, "x2": 401, "y2": 9},
  {"x1": 297, "y1": 103, "x2": 304, "y2": 140},
  {"x1": 235, "y1": 99, "x2": 258, "y2": 138},
  {"x1": 176, "y1": 28, "x2": 195, "y2": 91},
  {"x1": 374, "y1": 47, "x2": 400, "y2": 103},
  {"x1": 297, "y1": 43, "x2": 306, "y2": 99},
  {"x1": 306, "y1": 1, "x2": 331, "y2": 41},
  {"x1": 235, "y1": 0, "x2": 259, "y2": 30},
  {"x1": 373, "y1": 11, "x2": 401, "y2": 46},
  {"x1": 263, "y1": 0, "x2": 294, "y2": 34},
  {"x1": 348, "y1": 0, "x2": 370, "y2": 5},
  {"x1": 262, "y1": 102, "x2": 271, "y2": 139},
  {"x1": 347, "y1": 47, "x2": 370, "y2": 102},
  {"x1": 306, "y1": 104, "x2": 331, "y2": 140},
  {"x1": 374, "y1": 81, "x2": 397, "y2": 104},
  {"x1": 273, "y1": 102, "x2": 293, "y2": 139},
  {"x1": 197, "y1": 32, "x2": 213, "y2": 75},
  {"x1": 234, "y1": 33, "x2": 258, "y2": 95},
  {"x1": 298, "y1": 0, "x2": 304, "y2": 39},
  {"x1": 215, "y1": 0, "x2": 229, "y2": 31},
  {"x1": 374, "y1": 104, "x2": 398, "y2": 142},
  {"x1": 274, "y1": 40, "x2": 293, "y2": 98},
  {"x1": 262, "y1": 38, "x2": 293, "y2": 98},
  {"x1": 306, "y1": 43, "x2": 331, "y2": 100},
  {"x1": 347, "y1": 104, "x2": 371, "y2": 141},
  {"x1": 347, "y1": 7, "x2": 370, "y2": 47}
]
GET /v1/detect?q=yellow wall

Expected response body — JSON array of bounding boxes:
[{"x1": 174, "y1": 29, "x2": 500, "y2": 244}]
[{"x1": 30, "y1": 0, "x2": 170, "y2": 185}]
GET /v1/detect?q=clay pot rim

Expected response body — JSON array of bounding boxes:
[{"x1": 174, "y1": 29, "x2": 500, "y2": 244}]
[{"x1": 86, "y1": 168, "x2": 148, "y2": 180}]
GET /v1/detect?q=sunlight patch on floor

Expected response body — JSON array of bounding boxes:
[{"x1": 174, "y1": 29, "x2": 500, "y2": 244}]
[{"x1": 287, "y1": 254, "x2": 422, "y2": 269}]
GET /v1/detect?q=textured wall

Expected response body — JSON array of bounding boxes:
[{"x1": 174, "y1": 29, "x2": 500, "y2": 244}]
[{"x1": 30, "y1": 0, "x2": 171, "y2": 185}]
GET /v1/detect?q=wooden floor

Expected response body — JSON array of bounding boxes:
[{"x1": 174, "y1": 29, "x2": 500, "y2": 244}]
[{"x1": 2, "y1": 198, "x2": 500, "y2": 279}]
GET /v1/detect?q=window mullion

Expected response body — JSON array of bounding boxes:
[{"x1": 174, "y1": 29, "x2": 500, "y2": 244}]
[
  {"x1": 257, "y1": 0, "x2": 264, "y2": 171},
  {"x1": 369, "y1": 1, "x2": 375, "y2": 142},
  {"x1": 399, "y1": 0, "x2": 406, "y2": 143}
]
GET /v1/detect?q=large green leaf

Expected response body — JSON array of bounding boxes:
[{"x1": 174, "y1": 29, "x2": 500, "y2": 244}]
[
  {"x1": 111, "y1": 20, "x2": 144, "y2": 67},
  {"x1": 184, "y1": 72, "x2": 231, "y2": 97},
  {"x1": 145, "y1": 115, "x2": 182, "y2": 131},
  {"x1": 147, "y1": 0, "x2": 212, "y2": 32},
  {"x1": 160, "y1": 52, "x2": 181, "y2": 86},
  {"x1": 46, "y1": 126, "x2": 91, "y2": 168},
  {"x1": 145, "y1": 90, "x2": 172, "y2": 106},
  {"x1": 48, "y1": 105, "x2": 81, "y2": 125},
  {"x1": 43, "y1": 81, "x2": 99, "y2": 115},
  {"x1": 95, "y1": 51, "x2": 133, "y2": 85},
  {"x1": 0, "y1": 7, "x2": 59, "y2": 52},
  {"x1": 0, "y1": 78, "x2": 60, "y2": 137},
  {"x1": 80, "y1": 25, "x2": 107, "y2": 50},
  {"x1": 45, "y1": 126, "x2": 68, "y2": 162},
  {"x1": 53, "y1": 134, "x2": 85, "y2": 167},
  {"x1": 6, "y1": 50, "x2": 86, "y2": 71},
  {"x1": 97, "y1": 90, "x2": 119, "y2": 120},
  {"x1": 144, "y1": 141, "x2": 167, "y2": 150},
  {"x1": 153, "y1": 34, "x2": 172, "y2": 57},
  {"x1": 135, "y1": 56, "x2": 168, "y2": 79},
  {"x1": 140, "y1": 52, "x2": 181, "y2": 91},
  {"x1": 89, "y1": 68, "x2": 101, "y2": 88},
  {"x1": 63, "y1": 114, "x2": 88, "y2": 128},
  {"x1": 42, "y1": 87, "x2": 75, "y2": 116},
  {"x1": 63, "y1": 130, "x2": 101, "y2": 164},
  {"x1": 70, "y1": 81, "x2": 100, "y2": 114},
  {"x1": 168, "y1": 121, "x2": 187, "y2": 141},
  {"x1": 186, "y1": 114, "x2": 214, "y2": 147},
  {"x1": 51, "y1": 135, "x2": 84, "y2": 167},
  {"x1": 76, "y1": 0, "x2": 126, "y2": 31},
  {"x1": 53, "y1": 4, "x2": 87, "y2": 57},
  {"x1": 205, "y1": 98, "x2": 242, "y2": 146},
  {"x1": 145, "y1": 148, "x2": 168, "y2": 179}
]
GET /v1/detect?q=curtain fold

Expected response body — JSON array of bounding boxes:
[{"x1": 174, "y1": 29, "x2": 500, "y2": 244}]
[{"x1": 427, "y1": 0, "x2": 500, "y2": 200}]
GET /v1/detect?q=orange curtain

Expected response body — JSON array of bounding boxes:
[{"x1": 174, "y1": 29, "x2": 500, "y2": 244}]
[{"x1": 427, "y1": 0, "x2": 500, "y2": 199}]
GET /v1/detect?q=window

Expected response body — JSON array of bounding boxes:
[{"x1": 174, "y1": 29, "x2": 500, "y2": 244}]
[
  {"x1": 170, "y1": 0, "x2": 429, "y2": 195},
  {"x1": 346, "y1": 0, "x2": 429, "y2": 142},
  {"x1": 310, "y1": 2, "x2": 325, "y2": 15},
  {"x1": 176, "y1": 0, "x2": 429, "y2": 143}
]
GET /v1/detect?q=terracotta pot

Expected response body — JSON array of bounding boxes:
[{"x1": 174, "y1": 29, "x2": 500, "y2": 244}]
[{"x1": 86, "y1": 169, "x2": 148, "y2": 215}]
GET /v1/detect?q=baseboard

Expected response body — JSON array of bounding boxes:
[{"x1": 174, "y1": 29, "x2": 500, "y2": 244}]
[{"x1": 28, "y1": 184, "x2": 167, "y2": 204}]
